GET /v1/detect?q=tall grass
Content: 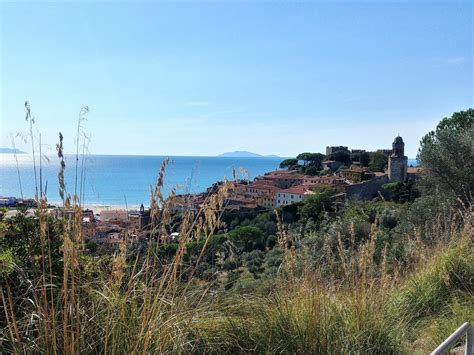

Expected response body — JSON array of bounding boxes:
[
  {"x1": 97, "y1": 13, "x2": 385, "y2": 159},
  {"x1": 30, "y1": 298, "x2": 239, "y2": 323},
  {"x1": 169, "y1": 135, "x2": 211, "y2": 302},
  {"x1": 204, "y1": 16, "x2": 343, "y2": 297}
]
[
  {"x1": 1, "y1": 103, "x2": 472, "y2": 353},
  {"x1": 1, "y1": 104, "x2": 233, "y2": 353},
  {"x1": 192, "y1": 208, "x2": 472, "y2": 354}
]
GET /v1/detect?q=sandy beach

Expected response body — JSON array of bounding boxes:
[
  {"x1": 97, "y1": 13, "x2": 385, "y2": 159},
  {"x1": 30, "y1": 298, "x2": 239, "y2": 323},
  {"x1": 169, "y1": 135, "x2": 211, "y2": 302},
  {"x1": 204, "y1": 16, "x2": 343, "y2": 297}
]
[{"x1": 48, "y1": 202, "x2": 144, "y2": 214}]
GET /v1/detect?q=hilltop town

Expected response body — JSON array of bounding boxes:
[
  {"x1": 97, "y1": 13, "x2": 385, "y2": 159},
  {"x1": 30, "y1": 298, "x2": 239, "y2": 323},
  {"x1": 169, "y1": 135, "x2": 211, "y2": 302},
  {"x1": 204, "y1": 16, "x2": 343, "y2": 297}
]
[
  {"x1": 159, "y1": 135, "x2": 420, "y2": 214},
  {"x1": 1, "y1": 135, "x2": 422, "y2": 252}
]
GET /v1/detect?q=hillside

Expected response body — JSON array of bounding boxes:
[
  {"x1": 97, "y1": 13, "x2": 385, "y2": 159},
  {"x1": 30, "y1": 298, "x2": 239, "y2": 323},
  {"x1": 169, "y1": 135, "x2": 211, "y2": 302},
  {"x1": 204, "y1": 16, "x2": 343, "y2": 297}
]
[
  {"x1": 218, "y1": 150, "x2": 279, "y2": 158},
  {"x1": 0, "y1": 147, "x2": 25, "y2": 154}
]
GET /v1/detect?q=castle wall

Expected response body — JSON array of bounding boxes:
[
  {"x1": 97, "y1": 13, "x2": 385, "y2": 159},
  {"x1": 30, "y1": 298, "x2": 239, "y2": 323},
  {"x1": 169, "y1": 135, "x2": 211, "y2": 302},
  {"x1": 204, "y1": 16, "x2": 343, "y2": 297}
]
[{"x1": 345, "y1": 175, "x2": 389, "y2": 201}]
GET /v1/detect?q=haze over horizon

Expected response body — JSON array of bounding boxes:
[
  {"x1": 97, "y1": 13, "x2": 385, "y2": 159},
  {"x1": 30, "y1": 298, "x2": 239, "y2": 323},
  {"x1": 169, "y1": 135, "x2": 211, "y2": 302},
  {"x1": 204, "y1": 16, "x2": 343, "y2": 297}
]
[{"x1": 1, "y1": 1, "x2": 472, "y2": 158}]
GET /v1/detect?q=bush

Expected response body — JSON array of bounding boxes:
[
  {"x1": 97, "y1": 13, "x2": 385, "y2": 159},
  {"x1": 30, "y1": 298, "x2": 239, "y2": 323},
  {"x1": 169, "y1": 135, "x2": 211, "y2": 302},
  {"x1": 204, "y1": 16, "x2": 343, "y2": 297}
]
[
  {"x1": 229, "y1": 226, "x2": 265, "y2": 253},
  {"x1": 243, "y1": 250, "x2": 265, "y2": 277},
  {"x1": 391, "y1": 239, "x2": 474, "y2": 328}
]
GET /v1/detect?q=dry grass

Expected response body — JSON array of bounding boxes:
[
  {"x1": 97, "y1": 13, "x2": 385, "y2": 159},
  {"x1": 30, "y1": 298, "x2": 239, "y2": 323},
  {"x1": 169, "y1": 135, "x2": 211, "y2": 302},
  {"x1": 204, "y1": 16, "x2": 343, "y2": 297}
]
[
  {"x1": 191, "y1": 208, "x2": 472, "y2": 354},
  {"x1": 1, "y1": 103, "x2": 472, "y2": 353},
  {"x1": 1, "y1": 104, "x2": 233, "y2": 353}
]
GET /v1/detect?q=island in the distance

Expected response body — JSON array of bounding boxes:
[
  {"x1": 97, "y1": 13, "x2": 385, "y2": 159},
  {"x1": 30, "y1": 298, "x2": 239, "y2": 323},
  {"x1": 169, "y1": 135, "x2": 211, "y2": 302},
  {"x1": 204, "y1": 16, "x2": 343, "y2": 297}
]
[
  {"x1": 0, "y1": 148, "x2": 26, "y2": 154},
  {"x1": 218, "y1": 151, "x2": 280, "y2": 158}
]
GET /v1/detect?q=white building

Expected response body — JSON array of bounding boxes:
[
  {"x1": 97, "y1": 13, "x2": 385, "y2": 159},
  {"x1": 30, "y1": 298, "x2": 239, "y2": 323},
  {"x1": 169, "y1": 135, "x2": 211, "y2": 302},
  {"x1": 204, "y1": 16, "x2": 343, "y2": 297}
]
[{"x1": 275, "y1": 185, "x2": 314, "y2": 207}]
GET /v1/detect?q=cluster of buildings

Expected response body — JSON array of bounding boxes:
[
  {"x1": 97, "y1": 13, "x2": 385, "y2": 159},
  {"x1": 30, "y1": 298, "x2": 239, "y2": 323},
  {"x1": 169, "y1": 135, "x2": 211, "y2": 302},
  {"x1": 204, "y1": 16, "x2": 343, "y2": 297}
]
[
  {"x1": 165, "y1": 135, "x2": 418, "y2": 214},
  {"x1": 83, "y1": 135, "x2": 419, "y2": 246},
  {"x1": 2, "y1": 136, "x2": 420, "y2": 250},
  {"x1": 47, "y1": 207, "x2": 143, "y2": 251},
  {"x1": 0, "y1": 196, "x2": 36, "y2": 208}
]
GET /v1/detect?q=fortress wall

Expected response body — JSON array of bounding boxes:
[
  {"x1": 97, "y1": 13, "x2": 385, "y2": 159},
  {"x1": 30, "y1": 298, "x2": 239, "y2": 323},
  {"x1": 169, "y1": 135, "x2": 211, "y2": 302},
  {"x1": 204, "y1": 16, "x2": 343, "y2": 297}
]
[{"x1": 345, "y1": 175, "x2": 389, "y2": 201}]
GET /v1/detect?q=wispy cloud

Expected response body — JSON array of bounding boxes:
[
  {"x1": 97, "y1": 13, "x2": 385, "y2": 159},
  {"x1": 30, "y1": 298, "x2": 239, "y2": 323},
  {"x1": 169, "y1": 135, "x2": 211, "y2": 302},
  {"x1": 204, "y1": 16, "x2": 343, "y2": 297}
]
[{"x1": 185, "y1": 101, "x2": 210, "y2": 107}]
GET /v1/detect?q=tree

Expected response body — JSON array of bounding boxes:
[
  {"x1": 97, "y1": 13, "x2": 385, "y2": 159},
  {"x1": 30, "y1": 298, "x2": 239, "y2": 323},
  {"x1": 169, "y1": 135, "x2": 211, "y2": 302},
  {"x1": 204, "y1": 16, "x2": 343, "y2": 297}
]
[
  {"x1": 296, "y1": 152, "x2": 313, "y2": 166},
  {"x1": 369, "y1": 151, "x2": 388, "y2": 172},
  {"x1": 229, "y1": 226, "x2": 265, "y2": 253},
  {"x1": 352, "y1": 152, "x2": 371, "y2": 167},
  {"x1": 308, "y1": 153, "x2": 325, "y2": 169},
  {"x1": 418, "y1": 109, "x2": 474, "y2": 206},
  {"x1": 298, "y1": 186, "x2": 336, "y2": 224},
  {"x1": 296, "y1": 152, "x2": 325, "y2": 169},
  {"x1": 383, "y1": 181, "x2": 420, "y2": 203},
  {"x1": 328, "y1": 150, "x2": 351, "y2": 166},
  {"x1": 279, "y1": 158, "x2": 299, "y2": 170},
  {"x1": 243, "y1": 250, "x2": 265, "y2": 277},
  {"x1": 303, "y1": 166, "x2": 320, "y2": 176}
]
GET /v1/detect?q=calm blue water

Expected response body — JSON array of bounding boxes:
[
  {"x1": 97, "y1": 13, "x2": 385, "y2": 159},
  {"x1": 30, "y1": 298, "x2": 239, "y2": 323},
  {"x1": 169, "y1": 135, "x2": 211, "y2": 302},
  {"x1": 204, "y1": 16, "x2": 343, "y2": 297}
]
[{"x1": 0, "y1": 154, "x2": 282, "y2": 206}]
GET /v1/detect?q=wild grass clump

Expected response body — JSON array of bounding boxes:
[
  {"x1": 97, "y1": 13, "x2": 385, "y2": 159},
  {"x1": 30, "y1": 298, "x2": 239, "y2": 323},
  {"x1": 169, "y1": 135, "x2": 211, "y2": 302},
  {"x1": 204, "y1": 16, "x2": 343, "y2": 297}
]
[
  {"x1": 193, "y1": 217, "x2": 402, "y2": 354},
  {"x1": 412, "y1": 298, "x2": 474, "y2": 352},
  {"x1": 0, "y1": 104, "x2": 233, "y2": 353},
  {"x1": 190, "y1": 208, "x2": 472, "y2": 354},
  {"x1": 200, "y1": 283, "x2": 401, "y2": 354},
  {"x1": 392, "y1": 235, "x2": 473, "y2": 327}
]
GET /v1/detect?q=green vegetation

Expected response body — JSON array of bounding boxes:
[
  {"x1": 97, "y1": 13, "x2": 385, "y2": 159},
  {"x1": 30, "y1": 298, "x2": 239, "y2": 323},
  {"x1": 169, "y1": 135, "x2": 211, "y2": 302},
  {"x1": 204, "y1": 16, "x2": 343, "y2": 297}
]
[
  {"x1": 1, "y1": 108, "x2": 473, "y2": 353},
  {"x1": 279, "y1": 158, "x2": 299, "y2": 169},
  {"x1": 327, "y1": 150, "x2": 351, "y2": 166},
  {"x1": 383, "y1": 180, "x2": 420, "y2": 203},
  {"x1": 418, "y1": 108, "x2": 474, "y2": 207},
  {"x1": 296, "y1": 152, "x2": 325, "y2": 170},
  {"x1": 369, "y1": 150, "x2": 389, "y2": 172},
  {"x1": 352, "y1": 151, "x2": 371, "y2": 166}
]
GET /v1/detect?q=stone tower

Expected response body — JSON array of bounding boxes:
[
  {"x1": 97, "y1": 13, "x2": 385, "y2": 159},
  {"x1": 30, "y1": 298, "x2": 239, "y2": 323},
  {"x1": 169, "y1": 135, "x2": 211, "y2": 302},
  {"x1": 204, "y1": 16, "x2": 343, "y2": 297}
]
[{"x1": 388, "y1": 136, "x2": 408, "y2": 182}]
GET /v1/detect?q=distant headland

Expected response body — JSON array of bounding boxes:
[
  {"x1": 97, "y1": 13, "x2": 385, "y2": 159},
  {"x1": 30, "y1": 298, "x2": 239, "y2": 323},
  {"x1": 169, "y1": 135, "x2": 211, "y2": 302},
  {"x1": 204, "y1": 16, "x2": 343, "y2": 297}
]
[
  {"x1": 0, "y1": 148, "x2": 26, "y2": 154},
  {"x1": 218, "y1": 151, "x2": 280, "y2": 158}
]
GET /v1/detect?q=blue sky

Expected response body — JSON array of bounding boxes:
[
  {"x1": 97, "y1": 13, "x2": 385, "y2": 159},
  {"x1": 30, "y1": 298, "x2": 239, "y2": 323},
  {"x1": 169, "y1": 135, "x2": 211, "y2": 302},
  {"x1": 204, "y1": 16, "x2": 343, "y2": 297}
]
[{"x1": 1, "y1": 0, "x2": 472, "y2": 158}]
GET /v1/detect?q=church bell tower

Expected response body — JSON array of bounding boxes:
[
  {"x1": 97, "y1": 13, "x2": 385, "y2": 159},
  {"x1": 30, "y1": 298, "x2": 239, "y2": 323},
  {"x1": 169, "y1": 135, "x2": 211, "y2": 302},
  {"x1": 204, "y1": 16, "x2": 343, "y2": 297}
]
[{"x1": 388, "y1": 136, "x2": 408, "y2": 182}]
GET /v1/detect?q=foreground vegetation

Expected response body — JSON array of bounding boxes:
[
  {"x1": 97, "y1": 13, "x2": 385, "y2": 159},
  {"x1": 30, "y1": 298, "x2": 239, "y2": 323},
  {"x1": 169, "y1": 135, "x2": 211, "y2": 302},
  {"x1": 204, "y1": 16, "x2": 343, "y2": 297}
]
[{"x1": 1, "y1": 108, "x2": 473, "y2": 353}]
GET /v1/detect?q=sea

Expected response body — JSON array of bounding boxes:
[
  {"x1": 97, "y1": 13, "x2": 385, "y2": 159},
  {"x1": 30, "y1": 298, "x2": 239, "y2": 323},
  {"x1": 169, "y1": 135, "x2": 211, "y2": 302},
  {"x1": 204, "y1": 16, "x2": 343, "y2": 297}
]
[
  {"x1": 0, "y1": 154, "x2": 283, "y2": 207},
  {"x1": 0, "y1": 154, "x2": 418, "y2": 207}
]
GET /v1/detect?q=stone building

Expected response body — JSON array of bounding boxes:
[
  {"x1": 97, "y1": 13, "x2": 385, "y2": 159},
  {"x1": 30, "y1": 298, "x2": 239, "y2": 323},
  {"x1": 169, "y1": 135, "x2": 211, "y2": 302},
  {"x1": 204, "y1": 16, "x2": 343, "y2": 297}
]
[
  {"x1": 388, "y1": 136, "x2": 408, "y2": 182},
  {"x1": 139, "y1": 204, "x2": 151, "y2": 231},
  {"x1": 326, "y1": 146, "x2": 349, "y2": 156}
]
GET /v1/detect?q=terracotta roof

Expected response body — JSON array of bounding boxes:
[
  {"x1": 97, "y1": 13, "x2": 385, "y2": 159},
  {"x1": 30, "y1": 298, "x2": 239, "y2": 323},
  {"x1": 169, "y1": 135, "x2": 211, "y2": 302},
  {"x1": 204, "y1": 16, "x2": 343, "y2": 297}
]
[
  {"x1": 249, "y1": 180, "x2": 279, "y2": 188},
  {"x1": 277, "y1": 185, "x2": 314, "y2": 195}
]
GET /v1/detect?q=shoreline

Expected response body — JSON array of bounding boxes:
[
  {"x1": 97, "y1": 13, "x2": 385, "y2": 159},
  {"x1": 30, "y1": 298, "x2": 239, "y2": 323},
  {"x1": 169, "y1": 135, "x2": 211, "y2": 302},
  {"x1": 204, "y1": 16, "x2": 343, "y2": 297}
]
[{"x1": 54, "y1": 203, "x2": 144, "y2": 214}]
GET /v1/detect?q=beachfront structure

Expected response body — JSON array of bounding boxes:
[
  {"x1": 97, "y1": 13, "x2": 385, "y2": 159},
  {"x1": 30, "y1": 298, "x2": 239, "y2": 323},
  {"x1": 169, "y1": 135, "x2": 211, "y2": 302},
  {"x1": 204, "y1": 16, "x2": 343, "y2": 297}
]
[
  {"x1": 275, "y1": 185, "x2": 315, "y2": 207},
  {"x1": 0, "y1": 196, "x2": 17, "y2": 207}
]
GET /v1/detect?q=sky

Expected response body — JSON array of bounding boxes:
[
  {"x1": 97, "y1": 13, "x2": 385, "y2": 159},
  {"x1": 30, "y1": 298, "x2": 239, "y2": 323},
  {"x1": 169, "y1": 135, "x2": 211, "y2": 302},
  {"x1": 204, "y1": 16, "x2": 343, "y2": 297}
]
[{"x1": 0, "y1": 0, "x2": 472, "y2": 158}]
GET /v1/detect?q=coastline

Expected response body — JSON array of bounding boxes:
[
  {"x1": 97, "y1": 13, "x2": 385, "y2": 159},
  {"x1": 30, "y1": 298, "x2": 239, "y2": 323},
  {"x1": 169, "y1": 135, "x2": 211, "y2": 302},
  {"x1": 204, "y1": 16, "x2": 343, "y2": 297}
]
[{"x1": 48, "y1": 202, "x2": 143, "y2": 214}]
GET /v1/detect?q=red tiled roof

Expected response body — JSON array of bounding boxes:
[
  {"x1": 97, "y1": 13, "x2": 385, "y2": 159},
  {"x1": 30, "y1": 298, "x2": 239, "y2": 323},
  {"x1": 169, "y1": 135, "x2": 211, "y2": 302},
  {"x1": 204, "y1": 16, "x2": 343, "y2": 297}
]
[{"x1": 277, "y1": 185, "x2": 314, "y2": 195}]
